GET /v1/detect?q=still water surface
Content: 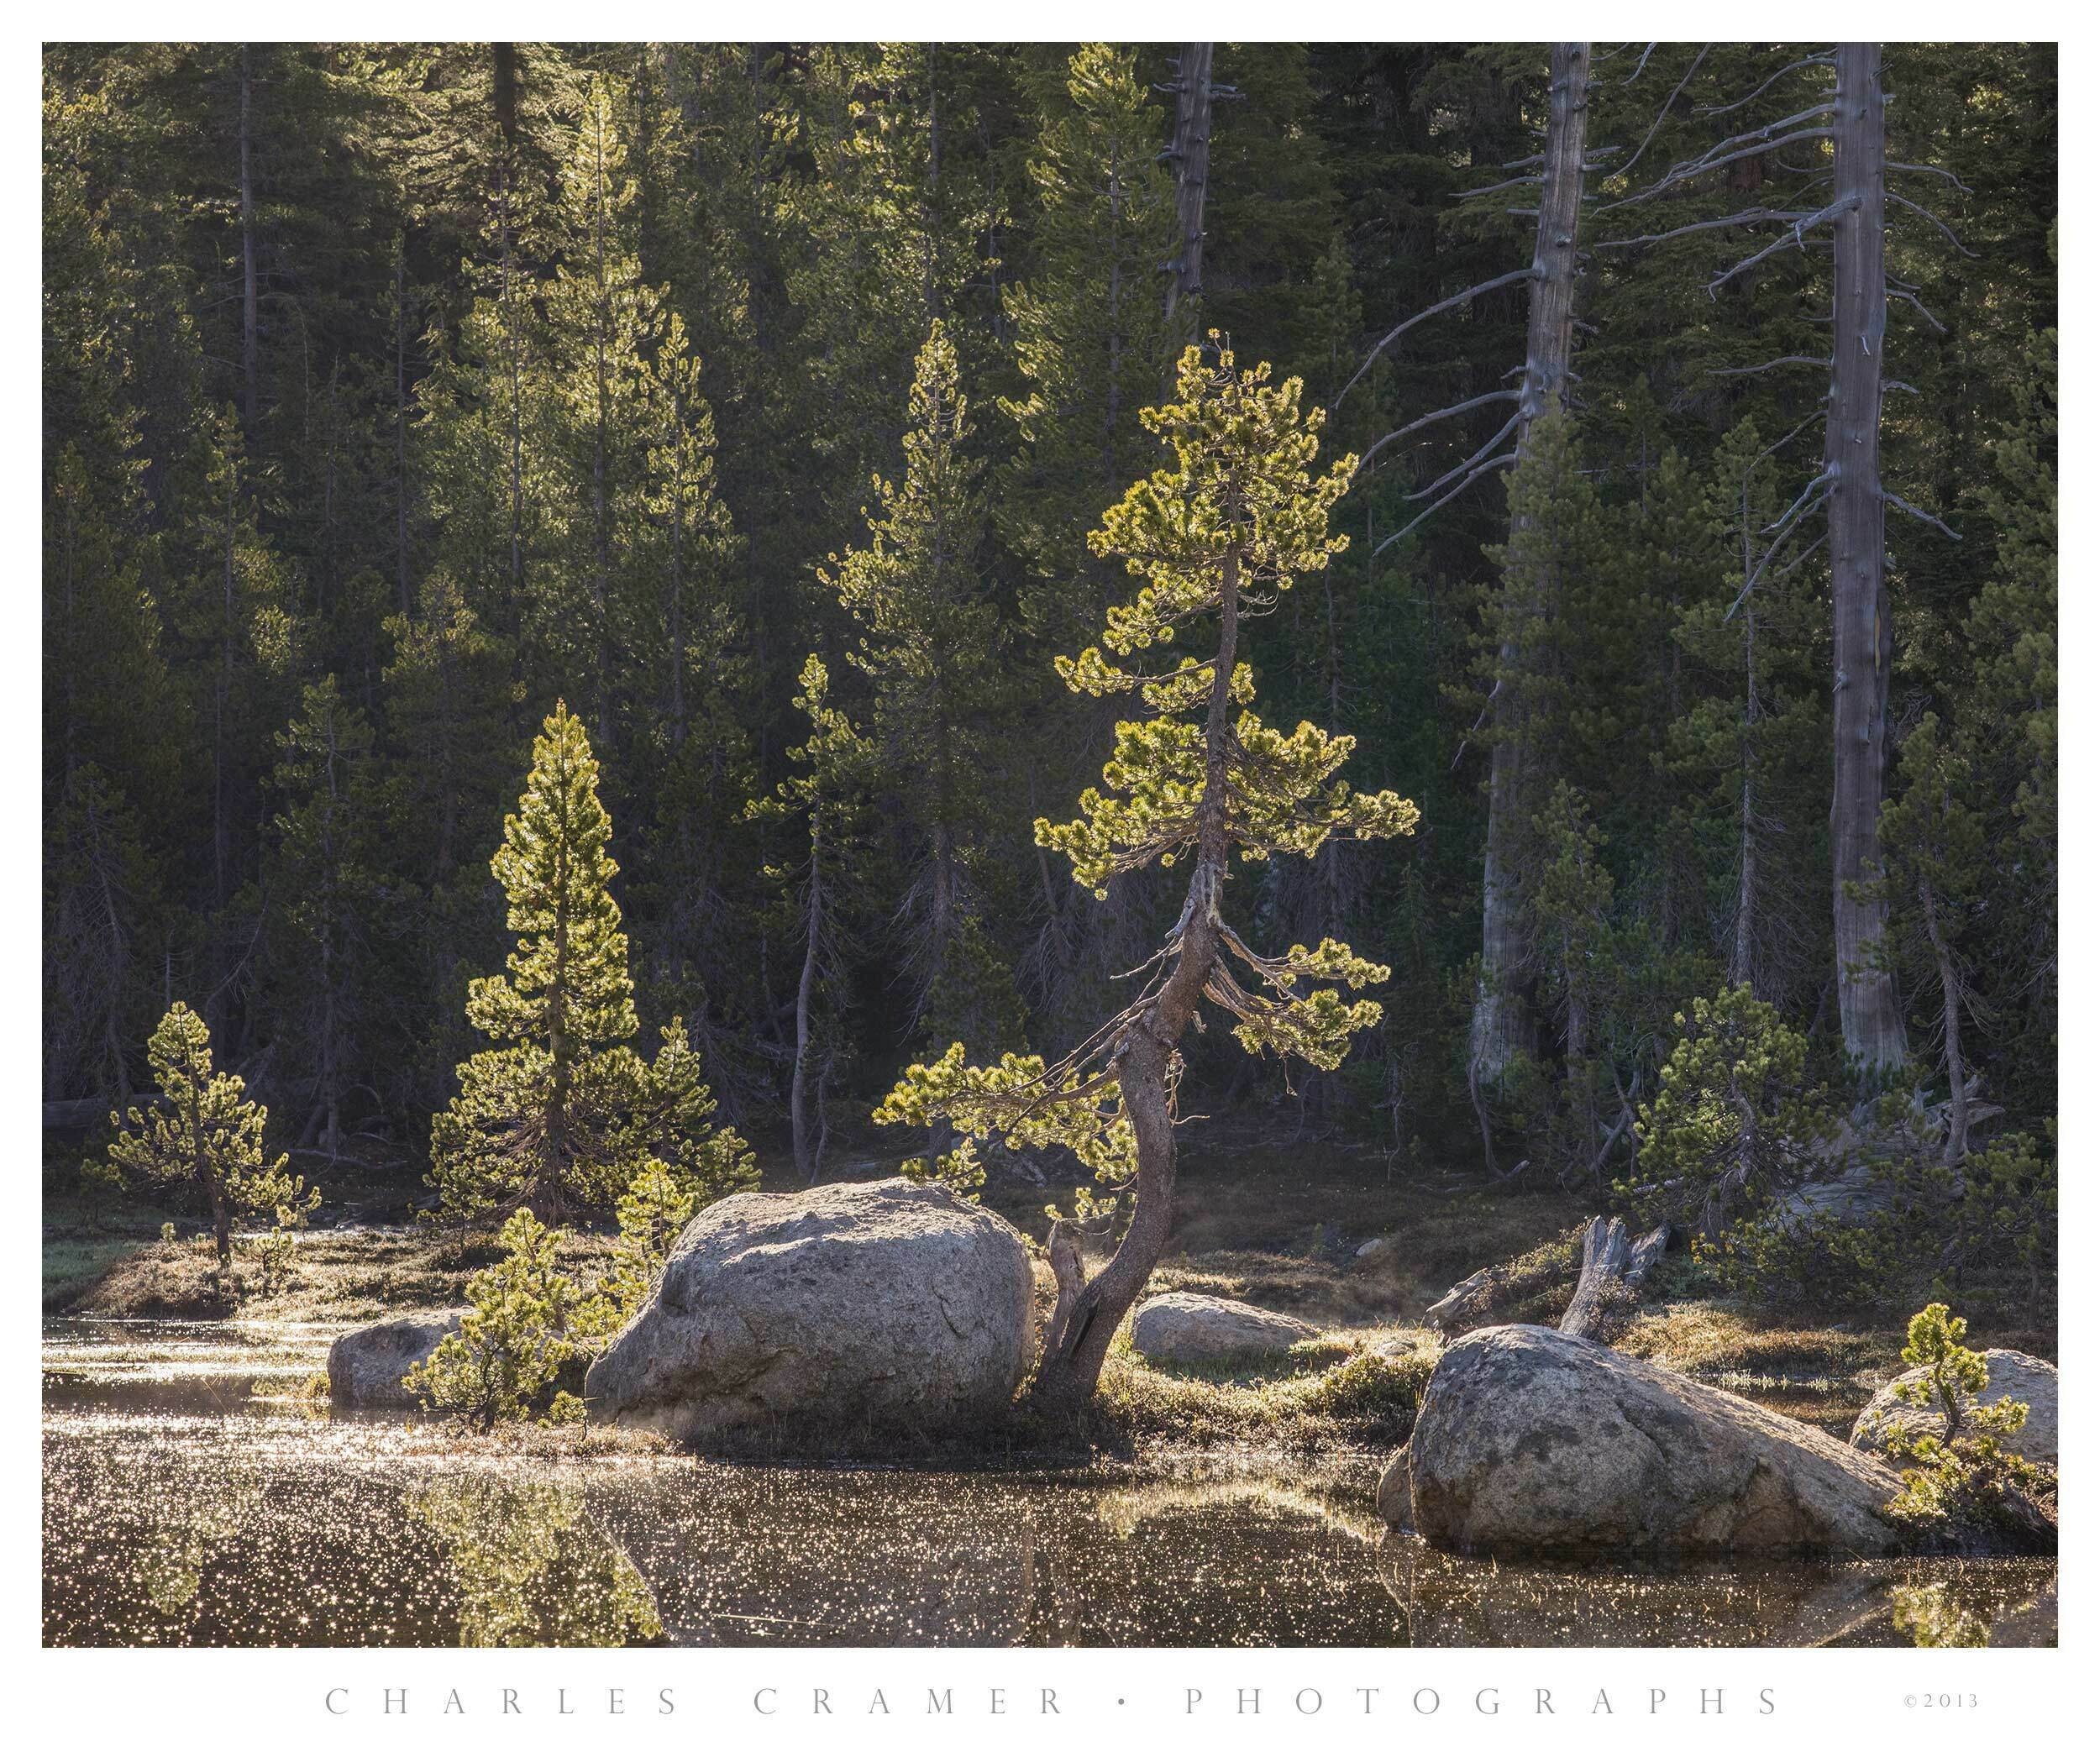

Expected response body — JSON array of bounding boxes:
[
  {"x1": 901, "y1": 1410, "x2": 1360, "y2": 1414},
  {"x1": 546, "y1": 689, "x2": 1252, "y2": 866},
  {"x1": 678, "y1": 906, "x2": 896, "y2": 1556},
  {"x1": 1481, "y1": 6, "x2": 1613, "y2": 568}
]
[{"x1": 43, "y1": 1319, "x2": 2056, "y2": 1648}]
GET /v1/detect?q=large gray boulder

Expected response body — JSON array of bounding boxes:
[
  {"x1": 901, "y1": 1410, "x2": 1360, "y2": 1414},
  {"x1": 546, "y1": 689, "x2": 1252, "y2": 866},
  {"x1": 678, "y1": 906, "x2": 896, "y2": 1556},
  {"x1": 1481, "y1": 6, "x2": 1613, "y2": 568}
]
[
  {"x1": 1851, "y1": 1349, "x2": 2058, "y2": 1466},
  {"x1": 1390, "y1": 1324, "x2": 1905, "y2": 1557},
  {"x1": 1129, "y1": 1292, "x2": 1318, "y2": 1366},
  {"x1": 328, "y1": 1313, "x2": 461, "y2": 1408},
  {"x1": 584, "y1": 1178, "x2": 1035, "y2": 1445}
]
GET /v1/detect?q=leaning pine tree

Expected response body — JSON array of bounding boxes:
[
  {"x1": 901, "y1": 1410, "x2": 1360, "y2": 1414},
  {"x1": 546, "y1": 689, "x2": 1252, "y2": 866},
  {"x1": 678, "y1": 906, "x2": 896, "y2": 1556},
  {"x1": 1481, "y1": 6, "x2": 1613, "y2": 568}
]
[
  {"x1": 428, "y1": 701, "x2": 755, "y2": 1223},
  {"x1": 879, "y1": 338, "x2": 1418, "y2": 1413}
]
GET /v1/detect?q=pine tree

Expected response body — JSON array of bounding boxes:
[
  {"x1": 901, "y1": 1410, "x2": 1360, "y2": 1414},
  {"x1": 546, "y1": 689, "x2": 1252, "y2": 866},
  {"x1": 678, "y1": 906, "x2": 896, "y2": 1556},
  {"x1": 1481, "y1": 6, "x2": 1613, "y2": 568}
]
[
  {"x1": 427, "y1": 703, "x2": 753, "y2": 1221},
  {"x1": 105, "y1": 1003, "x2": 314, "y2": 1276},
  {"x1": 879, "y1": 338, "x2": 1417, "y2": 1412},
  {"x1": 822, "y1": 322, "x2": 1024, "y2": 1052}
]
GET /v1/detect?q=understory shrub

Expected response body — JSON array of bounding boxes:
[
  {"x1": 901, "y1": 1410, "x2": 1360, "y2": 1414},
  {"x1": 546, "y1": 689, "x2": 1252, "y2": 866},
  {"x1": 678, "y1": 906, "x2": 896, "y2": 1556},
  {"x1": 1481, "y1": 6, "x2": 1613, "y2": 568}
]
[{"x1": 1702, "y1": 1130, "x2": 2056, "y2": 1324}]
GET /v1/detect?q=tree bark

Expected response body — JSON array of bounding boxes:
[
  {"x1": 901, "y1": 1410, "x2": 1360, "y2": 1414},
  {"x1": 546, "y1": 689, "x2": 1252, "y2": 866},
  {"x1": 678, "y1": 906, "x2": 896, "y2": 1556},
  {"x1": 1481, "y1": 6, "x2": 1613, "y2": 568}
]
[
  {"x1": 1469, "y1": 42, "x2": 1590, "y2": 1090},
  {"x1": 1163, "y1": 44, "x2": 1214, "y2": 324},
  {"x1": 1826, "y1": 42, "x2": 1909, "y2": 1080},
  {"x1": 1559, "y1": 1214, "x2": 1668, "y2": 1342}
]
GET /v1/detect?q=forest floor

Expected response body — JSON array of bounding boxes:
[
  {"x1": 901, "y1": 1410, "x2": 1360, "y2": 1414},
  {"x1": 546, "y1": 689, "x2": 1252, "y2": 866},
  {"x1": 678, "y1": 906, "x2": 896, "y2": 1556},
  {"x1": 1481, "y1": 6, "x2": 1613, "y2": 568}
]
[{"x1": 41, "y1": 1126, "x2": 2055, "y2": 1460}]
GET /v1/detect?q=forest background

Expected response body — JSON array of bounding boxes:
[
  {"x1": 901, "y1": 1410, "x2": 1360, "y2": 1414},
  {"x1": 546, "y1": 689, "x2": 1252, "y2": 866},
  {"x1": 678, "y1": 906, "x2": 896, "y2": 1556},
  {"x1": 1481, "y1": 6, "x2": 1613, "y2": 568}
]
[{"x1": 40, "y1": 41, "x2": 2056, "y2": 1256}]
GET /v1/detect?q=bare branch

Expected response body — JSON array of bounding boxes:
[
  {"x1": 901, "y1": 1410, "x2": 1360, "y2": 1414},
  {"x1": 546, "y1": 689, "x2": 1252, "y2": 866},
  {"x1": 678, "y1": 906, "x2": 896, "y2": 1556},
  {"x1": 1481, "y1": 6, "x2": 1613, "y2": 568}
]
[
  {"x1": 1888, "y1": 160, "x2": 1974, "y2": 195},
  {"x1": 1887, "y1": 286, "x2": 1948, "y2": 333},
  {"x1": 1624, "y1": 43, "x2": 1659, "y2": 85},
  {"x1": 1695, "y1": 53, "x2": 1834, "y2": 118},
  {"x1": 1887, "y1": 189, "x2": 1977, "y2": 257},
  {"x1": 1884, "y1": 490, "x2": 1961, "y2": 541},
  {"x1": 1352, "y1": 388, "x2": 1521, "y2": 477},
  {"x1": 1707, "y1": 354, "x2": 1829, "y2": 377},
  {"x1": 1460, "y1": 170, "x2": 1546, "y2": 201},
  {"x1": 1405, "y1": 410, "x2": 1521, "y2": 501},
  {"x1": 1596, "y1": 205, "x2": 1813, "y2": 251},
  {"x1": 1604, "y1": 121, "x2": 1835, "y2": 212},
  {"x1": 1338, "y1": 266, "x2": 1538, "y2": 408},
  {"x1": 1613, "y1": 44, "x2": 1709, "y2": 186},
  {"x1": 1374, "y1": 454, "x2": 1519, "y2": 554},
  {"x1": 1765, "y1": 464, "x2": 1839, "y2": 538},
  {"x1": 1707, "y1": 197, "x2": 1856, "y2": 294},
  {"x1": 1725, "y1": 468, "x2": 1837, "y2": 620}
]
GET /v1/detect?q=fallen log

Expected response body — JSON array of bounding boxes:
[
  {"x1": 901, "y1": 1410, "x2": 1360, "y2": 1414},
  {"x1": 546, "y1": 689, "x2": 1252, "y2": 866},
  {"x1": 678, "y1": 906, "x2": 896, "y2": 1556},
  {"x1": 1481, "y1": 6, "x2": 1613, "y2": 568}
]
[{"x1": 1422, "y1": 1228, "x2": 1582, "y2": 1335}]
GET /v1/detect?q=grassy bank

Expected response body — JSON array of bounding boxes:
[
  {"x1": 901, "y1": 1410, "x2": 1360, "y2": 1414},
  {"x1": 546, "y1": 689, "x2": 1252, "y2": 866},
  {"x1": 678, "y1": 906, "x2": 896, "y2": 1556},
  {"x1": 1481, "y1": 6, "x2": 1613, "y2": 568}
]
[{"x1": 46, "y1": 1135, "x2": 2050, "y2": 1459}]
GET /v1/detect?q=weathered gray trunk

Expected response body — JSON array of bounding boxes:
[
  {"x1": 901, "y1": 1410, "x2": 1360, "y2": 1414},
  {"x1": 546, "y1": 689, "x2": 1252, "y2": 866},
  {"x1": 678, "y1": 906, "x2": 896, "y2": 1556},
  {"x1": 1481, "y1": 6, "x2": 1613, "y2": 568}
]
[
  {"x1": 1163, "y1": 44, "x2": 1214, "y2": 324},
  {"x1": 1470, "y1": 41, "x2": 1590, "y2": 1089},
  {"x1": 1826, "y1": 42, "x2": 1909, "y2": 1079},
  {"x1": 1558, "y1": 1214, "x2": 1668, "y2": 1342}
]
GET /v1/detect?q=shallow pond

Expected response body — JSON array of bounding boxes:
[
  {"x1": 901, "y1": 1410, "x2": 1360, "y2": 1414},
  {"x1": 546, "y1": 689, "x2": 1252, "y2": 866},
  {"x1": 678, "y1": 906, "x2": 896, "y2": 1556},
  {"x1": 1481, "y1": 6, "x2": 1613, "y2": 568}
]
[{"x1": 43, "y1": 1319, "x2": 2055, "y2": 1649}]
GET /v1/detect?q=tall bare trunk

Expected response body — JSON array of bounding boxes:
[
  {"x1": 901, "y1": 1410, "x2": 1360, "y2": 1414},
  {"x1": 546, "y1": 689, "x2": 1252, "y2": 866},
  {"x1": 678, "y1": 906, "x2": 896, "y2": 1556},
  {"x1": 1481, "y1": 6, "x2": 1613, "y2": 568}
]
[
  {"x1": 1470, "y1": 41, "x2": 1589, "y2": 1090},
  {"x1": 1826, "y1": 42, "x2": 1908, "y2": 1080},
  {"x1": 1164, "y1": 44, "x2": 1214, "y2": 325}
]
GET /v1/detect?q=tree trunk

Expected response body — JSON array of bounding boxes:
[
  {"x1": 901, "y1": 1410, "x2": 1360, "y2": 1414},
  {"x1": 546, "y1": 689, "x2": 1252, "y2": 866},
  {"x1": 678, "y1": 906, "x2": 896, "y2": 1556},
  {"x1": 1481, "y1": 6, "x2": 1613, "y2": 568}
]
[
  {"x1": 1163, "y1": 44, "x2": 1214, "y2": 324},
  {"x1": 1559, "y1": 1214, "x2": 1668, "y2": 1342},
  {"x1": 1029, "y1": 545, "x2": 1242, "y2": 1414},
  {"x1": 1827, "y1": 41, "x2": 1909, "y2": 1080},
  {"x1": 1469, "y1": 41, "x2": 1590, "y2": 1090},
  {"x1": 1918, "y1": 874, "x2": 1967, "y2": 1164},
  {"x1": 239, "y1": 45, "x2": 259, "y2": 432},
  {"x1": 791, "y1": 817, "x2": 823, "y2": 1183}
]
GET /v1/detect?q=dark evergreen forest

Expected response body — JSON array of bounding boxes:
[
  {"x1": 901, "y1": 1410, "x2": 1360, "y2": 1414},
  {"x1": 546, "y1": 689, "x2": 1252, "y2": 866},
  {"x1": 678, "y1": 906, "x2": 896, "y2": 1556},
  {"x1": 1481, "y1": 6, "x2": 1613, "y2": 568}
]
[{"x1": 44, "y1": 42, "x2": 2056, "y2": 1235}]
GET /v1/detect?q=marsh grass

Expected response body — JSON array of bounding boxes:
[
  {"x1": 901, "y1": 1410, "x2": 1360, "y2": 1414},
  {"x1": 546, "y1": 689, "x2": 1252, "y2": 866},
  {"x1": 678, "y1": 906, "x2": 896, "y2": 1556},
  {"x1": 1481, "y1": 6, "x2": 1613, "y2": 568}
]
[{"x1": 52, "y1": 1134, "x2": 2039, "y2": 1462}]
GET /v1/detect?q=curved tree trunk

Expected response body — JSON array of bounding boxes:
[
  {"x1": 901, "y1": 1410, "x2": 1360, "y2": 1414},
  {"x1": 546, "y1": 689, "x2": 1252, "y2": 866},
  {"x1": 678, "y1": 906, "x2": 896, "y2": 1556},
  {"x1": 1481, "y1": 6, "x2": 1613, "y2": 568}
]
[
  {"x1": 1029, "y1": 547, "x2": 1241, "y2": 1414},
  {"x1": 1827, "y1": 41, "x2": 1909, "y2": 1080},
  {"x1": 1469, "y1": 41, "x2": 1590, "y2": 1092}
]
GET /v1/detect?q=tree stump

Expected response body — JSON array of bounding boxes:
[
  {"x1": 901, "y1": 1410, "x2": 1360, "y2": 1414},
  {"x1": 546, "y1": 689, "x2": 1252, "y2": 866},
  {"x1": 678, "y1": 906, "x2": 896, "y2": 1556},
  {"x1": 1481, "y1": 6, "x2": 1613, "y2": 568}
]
[{"x1": 1557, "y1": 1215, "x2": 1670, "y2": 1342}]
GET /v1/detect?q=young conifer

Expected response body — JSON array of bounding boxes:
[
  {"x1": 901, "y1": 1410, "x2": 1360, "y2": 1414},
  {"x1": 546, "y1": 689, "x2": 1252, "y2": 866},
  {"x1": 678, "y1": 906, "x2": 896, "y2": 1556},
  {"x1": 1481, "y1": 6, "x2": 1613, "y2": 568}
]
[
  {"x1": 106, "y1": 1003, "x2": 316, "y2": 1277},
  {"x1": 428, "y1": 702, "x2": 755, "y2": 1221}
]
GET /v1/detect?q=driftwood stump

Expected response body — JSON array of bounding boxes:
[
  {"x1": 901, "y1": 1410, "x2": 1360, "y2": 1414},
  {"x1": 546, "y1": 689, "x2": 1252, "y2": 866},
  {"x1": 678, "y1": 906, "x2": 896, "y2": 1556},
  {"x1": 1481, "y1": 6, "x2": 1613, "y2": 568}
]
[{"x1": 1557, "y1": 1215, "x2": 1670, "y2": 1342}]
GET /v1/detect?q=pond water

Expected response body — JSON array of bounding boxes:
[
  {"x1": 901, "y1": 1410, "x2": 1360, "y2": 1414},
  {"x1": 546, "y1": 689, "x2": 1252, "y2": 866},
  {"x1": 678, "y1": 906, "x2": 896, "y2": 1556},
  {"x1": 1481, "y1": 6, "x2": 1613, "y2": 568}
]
[{"x1": 43, "y1": 1319, "x2": 2056, "y2": 1649}]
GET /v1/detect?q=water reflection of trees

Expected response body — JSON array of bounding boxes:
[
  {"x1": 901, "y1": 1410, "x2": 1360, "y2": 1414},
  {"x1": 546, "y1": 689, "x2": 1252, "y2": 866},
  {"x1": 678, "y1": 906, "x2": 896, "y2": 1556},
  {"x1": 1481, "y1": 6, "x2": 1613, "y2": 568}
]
[{"x1": 407, "y1": 1478, "x2": 662, "y2": 1647}]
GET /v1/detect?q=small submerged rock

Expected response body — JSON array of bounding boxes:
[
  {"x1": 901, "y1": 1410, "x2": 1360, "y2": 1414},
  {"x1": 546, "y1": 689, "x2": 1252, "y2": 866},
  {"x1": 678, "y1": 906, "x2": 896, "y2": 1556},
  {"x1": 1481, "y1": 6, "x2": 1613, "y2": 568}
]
[
  {"x1": 1129, "y1": 1293, "x2": 1318, "y2": 1366},
  {"x1": 1851, "y1": 1348, "x2": 2059, "y2": 1466},
  {"x1": 585, "y1": 1177, "x2": 1035, "y2": 1446},
  {"x1": 328, "y1": 1314, "x2": 461, "y2": 1409},
  {"x1": 1386, "y1": 1324, "x2": 1906, "y2": 1557}
]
